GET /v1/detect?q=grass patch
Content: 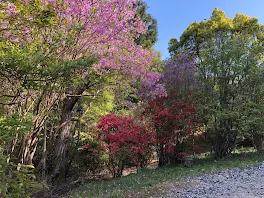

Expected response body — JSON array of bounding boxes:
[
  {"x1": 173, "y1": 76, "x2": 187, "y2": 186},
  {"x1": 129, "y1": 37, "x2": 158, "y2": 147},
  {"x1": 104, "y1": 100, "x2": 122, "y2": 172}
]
[{"x1": 67, "y1": 150, "x2": 264, "y2": 198}]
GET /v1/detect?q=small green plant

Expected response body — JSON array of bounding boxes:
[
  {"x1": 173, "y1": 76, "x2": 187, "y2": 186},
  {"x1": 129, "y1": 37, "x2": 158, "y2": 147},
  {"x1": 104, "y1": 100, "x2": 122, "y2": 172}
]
[
  {"x1": 0, "y1": 158, "x2": 41, "y2": 198},
  {"x1": 0, "y1": 114, "x2": 41, "y2": 197}
]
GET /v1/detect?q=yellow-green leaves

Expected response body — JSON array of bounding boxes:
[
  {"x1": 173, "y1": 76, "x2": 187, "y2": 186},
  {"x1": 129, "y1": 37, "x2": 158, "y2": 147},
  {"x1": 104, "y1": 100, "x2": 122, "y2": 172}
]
[{"x1": 174, "y1": 9, "x2": 264, "y2": 55}]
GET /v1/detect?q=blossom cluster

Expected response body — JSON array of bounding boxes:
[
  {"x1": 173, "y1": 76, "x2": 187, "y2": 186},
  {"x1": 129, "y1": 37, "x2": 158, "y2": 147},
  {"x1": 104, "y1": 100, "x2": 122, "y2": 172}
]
[{"x1": 0, "y1": 0, "x2": 164, "y2": 94}]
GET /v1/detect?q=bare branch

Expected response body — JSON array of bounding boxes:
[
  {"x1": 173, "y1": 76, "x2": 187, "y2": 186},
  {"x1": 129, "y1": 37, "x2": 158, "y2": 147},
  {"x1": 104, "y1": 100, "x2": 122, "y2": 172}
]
[{"x1": 66, "y1": 94, "x2": 101, "y2": 97}]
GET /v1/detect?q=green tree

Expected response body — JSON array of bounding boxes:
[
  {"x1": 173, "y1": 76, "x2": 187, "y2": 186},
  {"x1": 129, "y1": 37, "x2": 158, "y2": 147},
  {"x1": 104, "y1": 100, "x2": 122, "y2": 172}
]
[
  {"x1": 171, "y1": 9, "x2": 264, "y2": 158},
  {"x1": 135, "y1": 1, "x2": 158, "y2": 49}
]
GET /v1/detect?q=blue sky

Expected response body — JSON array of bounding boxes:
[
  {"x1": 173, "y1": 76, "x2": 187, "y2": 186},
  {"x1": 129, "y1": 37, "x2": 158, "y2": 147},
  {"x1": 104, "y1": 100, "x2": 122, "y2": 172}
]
[{"x1": 144, "y1": 0, "x2": 264, "y2": 59}]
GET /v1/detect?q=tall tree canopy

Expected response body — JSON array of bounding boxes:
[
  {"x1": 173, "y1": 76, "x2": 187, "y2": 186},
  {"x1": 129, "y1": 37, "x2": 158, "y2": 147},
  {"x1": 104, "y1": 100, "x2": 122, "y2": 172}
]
[
  {"x1": 0, "y1": 0, "x2": 164, "y2": 185},
  {"x1": 169, "y1": 9, "x2": 264, "y2": 158}
]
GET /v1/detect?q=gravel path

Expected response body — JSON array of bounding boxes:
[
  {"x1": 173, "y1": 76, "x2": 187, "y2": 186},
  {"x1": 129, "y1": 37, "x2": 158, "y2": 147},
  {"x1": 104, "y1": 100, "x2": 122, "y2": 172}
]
[{"x1": 163, "y1": 162, "x2": 264, "y2": 198}]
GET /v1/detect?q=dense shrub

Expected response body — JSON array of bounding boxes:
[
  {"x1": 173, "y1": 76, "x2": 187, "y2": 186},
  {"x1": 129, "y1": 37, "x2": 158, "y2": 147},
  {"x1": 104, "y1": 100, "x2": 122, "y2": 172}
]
[
  {"x1": 142, "y1": 99, "x2": 203, "y2": 166},
  {"x1": 97, "y1": 114, "x2": 156, "y2": 177},
  {"x1": 77, "y1": 140, "x2": 106, "y2": 174},
  {"x1": 0, "y1": 159, "x2": 41, "y2": 198}
]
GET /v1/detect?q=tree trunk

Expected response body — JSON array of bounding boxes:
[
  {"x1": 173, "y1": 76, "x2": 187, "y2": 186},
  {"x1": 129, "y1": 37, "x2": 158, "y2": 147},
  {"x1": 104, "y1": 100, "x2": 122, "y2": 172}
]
[
  {"x1": 19, "y1": 118, "x2": 46, "y2": 165},
  {"x1": 53, "y1": 109, "x2": 72, "y2": 185},
  {"x1": 23, "y1": 135, "x2": 39, "y2": 165},
  {"x1": 65, "y1": 112, "x2": 81, "y2": 178},
  {"x1": 213, "y1": 127, "x2": 236, "y2": 159},
  {"x1": 158, "y1": 143, "x2": 167, "y2": 167},
  {"x1": 36, "y1": 123, "x2": 47, "y2": 180},
  {"x1": 43, "y1": 124, "x2": 47, "y2": 179},
  {"x1": 53, "y1": 87, "x2": 86, "y2": 186},
  {"x1": 253, "y1": 133, "x2": 264, "y2": 153}
]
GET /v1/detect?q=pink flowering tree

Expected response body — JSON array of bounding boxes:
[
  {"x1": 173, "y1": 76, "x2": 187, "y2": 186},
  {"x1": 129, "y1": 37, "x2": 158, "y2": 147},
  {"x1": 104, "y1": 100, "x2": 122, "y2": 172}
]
[{"x1": 0, "y1": 0, "x2": 164, "y2": 184}]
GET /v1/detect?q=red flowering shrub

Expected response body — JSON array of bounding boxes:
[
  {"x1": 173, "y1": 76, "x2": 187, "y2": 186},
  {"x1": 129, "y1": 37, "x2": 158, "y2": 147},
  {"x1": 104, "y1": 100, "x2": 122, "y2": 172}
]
[
  {"x1": 142, "y1": 98, "x2": 203, "y2": 166},
  {"x1": 97, "y1": 114, "x2": 156, "y2": 177}
]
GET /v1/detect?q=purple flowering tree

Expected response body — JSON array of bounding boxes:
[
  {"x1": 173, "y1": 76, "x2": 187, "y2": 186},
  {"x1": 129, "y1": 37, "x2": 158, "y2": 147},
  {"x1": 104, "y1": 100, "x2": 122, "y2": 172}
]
[
  {"x1": 138, "y1": 71, "x2": 167, "y2": 100},
  {"x1": 138, "y1": 53, "x2": 196, "y2": 102},
  {"x1": 162, "y1": 53, "x2": 196, "y2": 102}
]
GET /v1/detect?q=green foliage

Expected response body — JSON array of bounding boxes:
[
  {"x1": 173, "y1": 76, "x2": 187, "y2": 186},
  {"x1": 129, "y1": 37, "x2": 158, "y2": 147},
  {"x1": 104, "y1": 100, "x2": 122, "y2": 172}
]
[
  {"x1": 0, "y1": 160, "x2": 41, "y2": 198},
  {"x1": 86, "y1": 90, "x2": 116, "y2": 123},
  {"x1": 0, "y1": 114, "x2": 32, "y2": 150},
  {"x1": 134, "y1": 1, "x2": 158, "y2": 49},
  {"x1": 75, "y1": 140, "x2": 107, "y2": 174},
  {"x1": 0, "y1": 114, "x2": 41, "y2": 197},
  {"x1": 168, "y1": 38, "x2": 179, "y2": 57},
  {"x1": 172, "y1": 9, "x2": 264, "y2": 158},
  {"x1": 150, "y1": 51, "x2": 164, "y2": 73}
]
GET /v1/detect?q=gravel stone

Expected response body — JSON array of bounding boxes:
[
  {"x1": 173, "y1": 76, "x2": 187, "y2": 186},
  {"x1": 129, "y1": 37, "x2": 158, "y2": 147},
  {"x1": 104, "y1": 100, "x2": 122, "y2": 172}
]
[{"x1": 162, "y1": 162, "x2": 264, "y2": 198}]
